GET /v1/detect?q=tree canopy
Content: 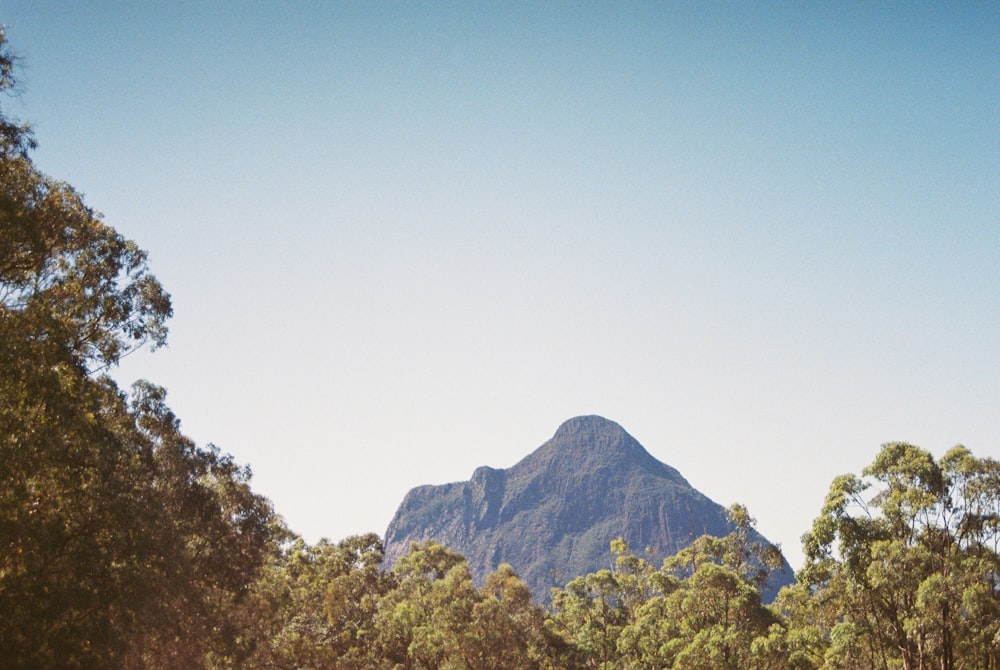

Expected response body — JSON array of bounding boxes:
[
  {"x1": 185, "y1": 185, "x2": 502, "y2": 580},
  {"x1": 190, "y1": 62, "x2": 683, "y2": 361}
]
[
  {"x1": 0, "y1": 31, "x2": 280, "y2": 669},
  {"x1": 789, "y1": 442, "x2": 1000, "y2": 670}
]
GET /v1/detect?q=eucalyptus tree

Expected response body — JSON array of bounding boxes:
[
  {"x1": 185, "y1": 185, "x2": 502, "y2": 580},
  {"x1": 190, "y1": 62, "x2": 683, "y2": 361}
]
[
  {"x1": 470, "y1": 562, "x2": 568, "y2": 670},
  {"x1": 795, "y1": 442, "x2": 1000, "y2": 670},
  {"x1": 237, "y1": 533, "x2": 391, "y2": 670},
  {"x1": 549, "y1": 505, "x2": 788, "y2": 670},
  {"x1": 617, "y1": 505, "x2": 788, "y2": 670},
  {"x1": 369, "y1": 540, "x2": 562, "y2": 670},
  {"x1": 0, "y1": 32, "x2": 278, "y2": 668}
]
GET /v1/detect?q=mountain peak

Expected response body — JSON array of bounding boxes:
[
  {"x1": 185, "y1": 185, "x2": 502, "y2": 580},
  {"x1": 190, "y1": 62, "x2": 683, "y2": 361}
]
[
  {"x1": 524, "y1": 415, "x2": 671, "y2": 478},
  {"x1": 383, "y1": 417, "x2": 794, "y2": 602},
  {"x1": 552, "y1": 414, "x2": 627, "y2": 441}
]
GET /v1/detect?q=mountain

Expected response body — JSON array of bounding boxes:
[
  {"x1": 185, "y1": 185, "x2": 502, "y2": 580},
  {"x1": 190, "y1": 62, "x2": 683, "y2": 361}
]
[{"x1": 383, "y1": 415, "x2": 794, "y2": 601}]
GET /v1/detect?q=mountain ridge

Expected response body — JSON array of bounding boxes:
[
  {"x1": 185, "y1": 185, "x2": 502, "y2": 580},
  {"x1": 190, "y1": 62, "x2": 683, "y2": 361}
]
[{"x1": 384, "y1": 415, "x2": 793, "y2": 600}]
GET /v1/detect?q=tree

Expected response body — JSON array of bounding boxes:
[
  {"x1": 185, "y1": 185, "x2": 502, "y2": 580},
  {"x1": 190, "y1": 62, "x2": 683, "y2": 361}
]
[
  {"x1": 549, "y1": 564, "x2": 631, "y2": 669},
  {"x1": 618, "y1": 505, "x2": 788, "y2": 670},
  {"x1": 469, "y1": 563, "x2": 567, "y2": 670},
  {"x1": 795, "y1": 442, "x2": 1000, "y2": 670},
  {"x1": 118, "y1": 383, "x2": 280, "y2": 670},
  {"x1": 550, "y1": 506, "x2": 789, "y2": 670},
  {"x1": 0, "y1": 31, "x2": 279, "y2": 668},
  {"x1": 359, "y1": 540, "x2": 566, "y2": 670},
  {"x1": 374, "y1": 540, "x2": 481, "y2": 669},
  {"x1": 237, "y1": 533, "x2": 392, "y2": 670}
]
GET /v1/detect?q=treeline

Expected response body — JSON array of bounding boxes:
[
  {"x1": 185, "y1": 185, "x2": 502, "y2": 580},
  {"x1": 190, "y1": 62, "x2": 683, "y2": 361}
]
[
  {"x1": 224, "y1": 465, "x2": 1000, "y2": 670},
  {"x1": 2, "y1": 32, "x2": 1000, "y2": 669}
]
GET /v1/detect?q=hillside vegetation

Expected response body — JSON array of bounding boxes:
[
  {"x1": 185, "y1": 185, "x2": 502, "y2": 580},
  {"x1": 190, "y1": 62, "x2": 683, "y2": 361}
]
[{"x1": 2, "y1": 33, "x2": 999, "y2": 669}]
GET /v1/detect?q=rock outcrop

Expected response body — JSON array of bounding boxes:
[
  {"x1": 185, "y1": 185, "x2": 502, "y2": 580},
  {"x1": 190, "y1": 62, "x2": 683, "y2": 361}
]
[{"x1": 384, "y1": 415, "x2": 793, "y2": 600}]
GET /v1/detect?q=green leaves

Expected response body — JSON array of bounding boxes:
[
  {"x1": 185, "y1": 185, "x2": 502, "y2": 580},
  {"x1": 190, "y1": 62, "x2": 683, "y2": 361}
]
[
  {"x1": 793, "y1": 442, "x2": 1000, "y2": 670},
  {"x1": 547, "y1": 511, "x2": 789, "y2": 670},
  {"x1": 0, "y1": 165, "x2": 172, "y2": 371},
  {"x1": 0, "y1": 35, "x2": 273, "y2": 667},
  {"x1": 0, "y1": 40, "x2": 171, "y2": 373},
  {"x1": 240, "y1": 538, "x2": 565, "y2": 669}
]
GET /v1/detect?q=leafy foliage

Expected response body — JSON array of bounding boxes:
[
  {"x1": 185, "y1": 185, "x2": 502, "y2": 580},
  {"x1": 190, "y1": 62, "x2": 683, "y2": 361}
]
[
  {"x1": 237, "y1": 537, "x2": 565, "y2": 669},
  {"x1": 550, "y1": 505, "x2": 789, "y2": 669},
  {"x1": 0, "y1": 31, "x2": 279, "y2": 669},
  {"x1": 792, "y1": 442, "x2": 1000, "y2": 670}
]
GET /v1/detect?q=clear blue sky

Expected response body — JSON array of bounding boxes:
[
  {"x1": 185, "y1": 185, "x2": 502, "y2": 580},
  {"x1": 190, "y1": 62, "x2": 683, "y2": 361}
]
[{"x1": 5, "y1": 2, "x2": 998, "y2": 568}]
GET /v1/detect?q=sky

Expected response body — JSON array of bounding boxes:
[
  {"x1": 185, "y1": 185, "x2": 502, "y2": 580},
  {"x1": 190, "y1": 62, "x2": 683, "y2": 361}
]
[{"x1": 4, "y1": 2, "x2": 998, "y2": 569}]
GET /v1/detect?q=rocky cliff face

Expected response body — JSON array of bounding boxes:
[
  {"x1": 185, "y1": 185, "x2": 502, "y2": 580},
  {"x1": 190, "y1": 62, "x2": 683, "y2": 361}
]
[{"x1": 384, "y1": 415, "x2": 793, "y2": 600}]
